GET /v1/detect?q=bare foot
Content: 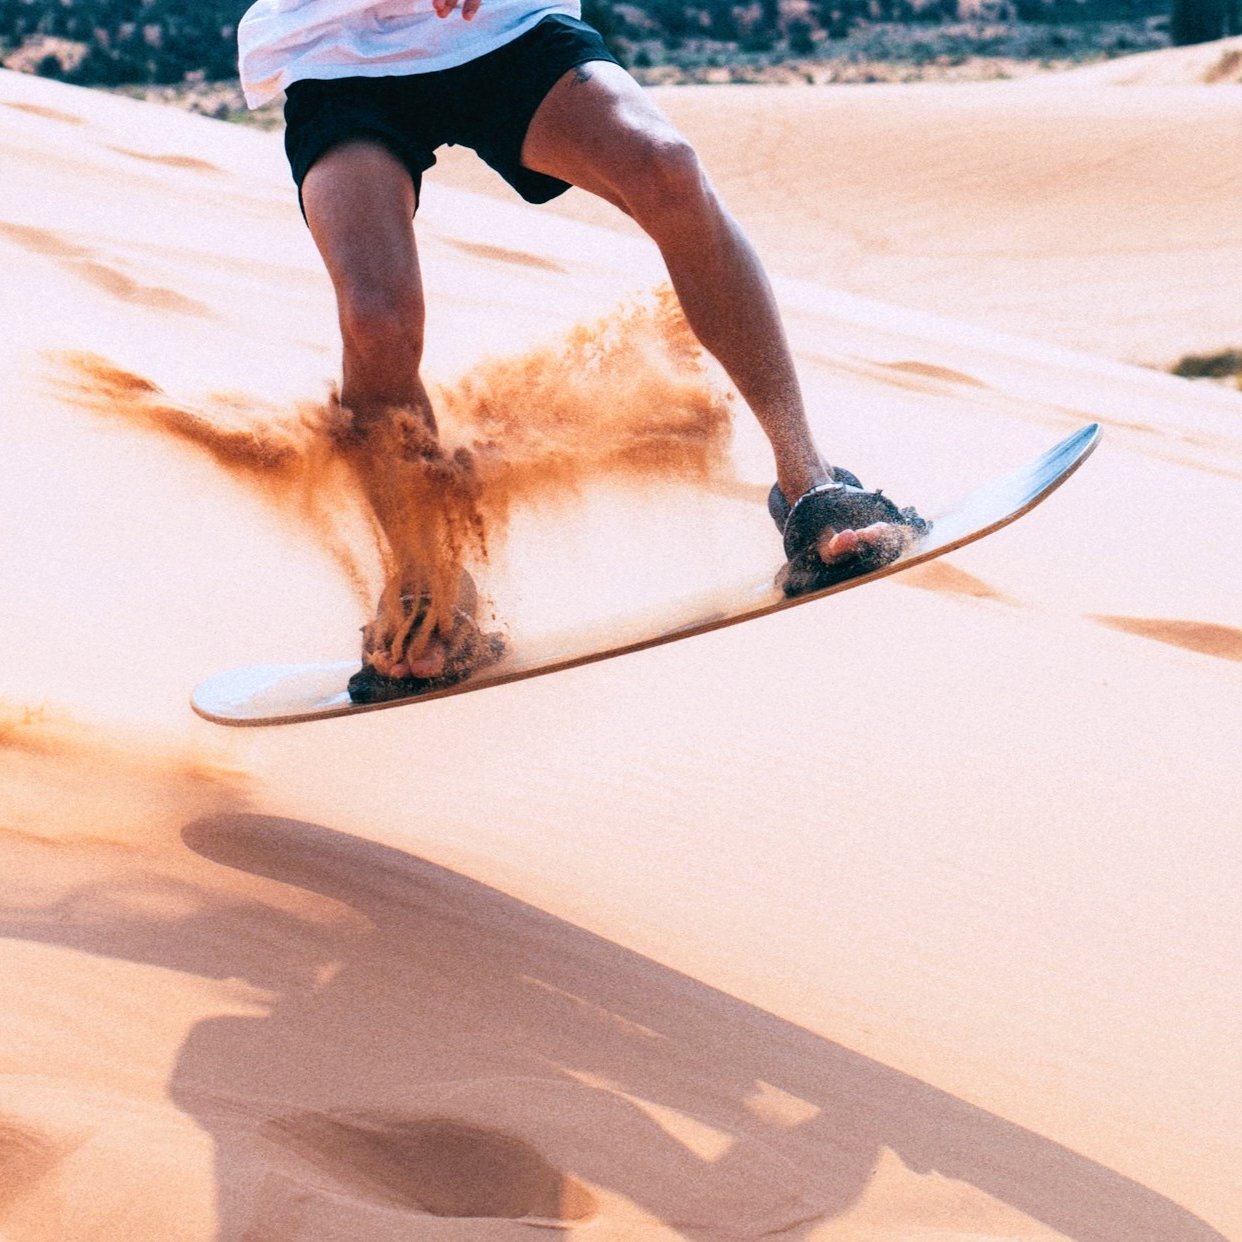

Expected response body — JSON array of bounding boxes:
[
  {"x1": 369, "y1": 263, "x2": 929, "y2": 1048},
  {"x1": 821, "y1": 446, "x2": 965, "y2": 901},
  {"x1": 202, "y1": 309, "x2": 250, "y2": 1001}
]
[{"x1": 359, "y1": 571, "x2": 491, "y2": 683}]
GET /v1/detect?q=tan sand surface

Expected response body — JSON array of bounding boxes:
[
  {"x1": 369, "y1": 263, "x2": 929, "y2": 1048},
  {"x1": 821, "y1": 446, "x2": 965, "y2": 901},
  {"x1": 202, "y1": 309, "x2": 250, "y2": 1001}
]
[
  {"x1": 439, "y1": 46, "x2": 1242, "y2": 367},
  {"x1": 1, "y1": 45, "x2": 1240, "y2": 1241}
]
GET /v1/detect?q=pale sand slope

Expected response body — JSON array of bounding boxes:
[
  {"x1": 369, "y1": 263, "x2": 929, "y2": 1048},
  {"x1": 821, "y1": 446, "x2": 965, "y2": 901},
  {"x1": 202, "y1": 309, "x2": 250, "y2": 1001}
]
[
  {"x1": 1, "y1": 62, "x2": 1240, "y2": 1241},
  {"x1": 1051, "y1": 34, "x2": 1242, "y2": 85},
  {"x1": 439, "y1": 39, "x2": 1242, "y2": 367}
]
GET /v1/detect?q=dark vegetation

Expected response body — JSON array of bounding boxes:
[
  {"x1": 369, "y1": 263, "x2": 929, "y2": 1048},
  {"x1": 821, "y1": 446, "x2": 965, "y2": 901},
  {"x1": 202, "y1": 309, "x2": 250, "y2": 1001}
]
[
  {"x1": 1170, "y1": 348, "x2": 1242, "y2": 381},
  {"x1": 0, "y1": 0, "x2": 245, "y2": 83},
  {"x1": 1170, "y1": 0, "x2": 1240, "y2": 42},
  {"x1": 0, "y1": 0, "x2": 1234, "y2": 90}
]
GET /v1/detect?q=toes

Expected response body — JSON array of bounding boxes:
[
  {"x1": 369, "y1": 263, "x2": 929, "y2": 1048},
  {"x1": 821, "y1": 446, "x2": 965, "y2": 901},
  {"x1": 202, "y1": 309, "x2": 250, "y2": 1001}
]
[
  {"x1": 367, "y1": 642, "x2": 447, "y2": 681},
  {"x1": 820, "y1": 528, "x2": 860, "y2": 561},
  {"x1": 818, "y1": 522, "x2": 908, "y2": 564},
  {"x1": 368, "y1": 650, "x2": 399, "y2": 677},
  {"x1": 405, "y1": 648, "x2": 447, "y2": 679}
]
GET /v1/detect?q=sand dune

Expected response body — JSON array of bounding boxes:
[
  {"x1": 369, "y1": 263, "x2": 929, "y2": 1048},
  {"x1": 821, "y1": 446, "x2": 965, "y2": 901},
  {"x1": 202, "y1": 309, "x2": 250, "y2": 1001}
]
[
  {"x1": 440, "y1": 39, "x2": 1242, "y2": 367},
  {"x1": 1051, "y1": 33, "x2": 1242, "y2": 85},
  {"x1": 1, "y1": 48, "x2": 1240, "y2": 1241}
]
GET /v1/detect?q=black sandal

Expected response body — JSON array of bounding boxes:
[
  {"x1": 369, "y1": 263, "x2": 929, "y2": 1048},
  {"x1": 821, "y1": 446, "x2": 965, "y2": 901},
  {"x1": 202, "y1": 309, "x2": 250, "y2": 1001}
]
[{"x1": 769, "y1": 468, "x2": 929, "y2": 597}]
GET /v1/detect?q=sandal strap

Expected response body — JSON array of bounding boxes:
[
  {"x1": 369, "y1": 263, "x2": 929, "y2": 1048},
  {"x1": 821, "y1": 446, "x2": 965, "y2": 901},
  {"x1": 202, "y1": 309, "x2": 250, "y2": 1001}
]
[
  {"x1": 768, "y1": 464, "x2": 863, "y2": 531},
  {"x1": 782, "y1": 482, "x2": 926, "y2": 561}
]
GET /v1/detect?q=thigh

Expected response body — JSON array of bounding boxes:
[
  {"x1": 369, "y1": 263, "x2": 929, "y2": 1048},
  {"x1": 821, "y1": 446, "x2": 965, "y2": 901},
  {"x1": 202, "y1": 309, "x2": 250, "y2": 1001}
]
[
  {"x1": 445, "y1": 14, "x2": 620, "y2": 205},
  {"x1": 520, "y1": 59, "x2": 691, "y2": 211},
  {"x1": 301, "y1": 141, "x2": 422, "y2": 307}
]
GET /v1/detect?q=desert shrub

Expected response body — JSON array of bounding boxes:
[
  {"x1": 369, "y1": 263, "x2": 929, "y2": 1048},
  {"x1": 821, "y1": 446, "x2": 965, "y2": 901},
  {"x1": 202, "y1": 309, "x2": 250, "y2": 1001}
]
[
  {"x1": 788, "y1": 17, "x2": 818, "y2": 50},
  {"x1": 1171, "y1": 0, "x2": 1241, "y2": 43},
  {"x1": 1171, "y1": 349, "x2": 1242, "y2": 379}
]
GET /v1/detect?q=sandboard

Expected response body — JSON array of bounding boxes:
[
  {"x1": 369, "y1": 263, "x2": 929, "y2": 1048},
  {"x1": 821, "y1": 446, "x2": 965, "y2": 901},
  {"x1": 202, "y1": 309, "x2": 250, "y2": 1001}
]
[{"x1": 192, "y1": 423, "x2": 1100, "y2": 726}]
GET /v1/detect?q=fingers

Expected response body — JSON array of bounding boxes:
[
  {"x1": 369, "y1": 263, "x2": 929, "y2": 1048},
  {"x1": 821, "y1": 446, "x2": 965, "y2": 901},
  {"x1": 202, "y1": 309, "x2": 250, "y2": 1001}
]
[{"x1": 434, "y1": 0, "x2": 481, "y2": 18}]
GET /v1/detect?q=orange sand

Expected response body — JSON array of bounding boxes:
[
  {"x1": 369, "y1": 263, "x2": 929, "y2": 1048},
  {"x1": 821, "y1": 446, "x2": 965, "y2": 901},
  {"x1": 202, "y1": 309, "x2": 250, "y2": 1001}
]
[{"x1": 1, "y1": 43, "x2": 1240, "y2": 1240}]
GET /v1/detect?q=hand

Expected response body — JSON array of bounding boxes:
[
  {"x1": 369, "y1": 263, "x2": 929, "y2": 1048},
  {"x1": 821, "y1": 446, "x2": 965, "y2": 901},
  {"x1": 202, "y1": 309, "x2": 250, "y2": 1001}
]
[{"x1": 433, "y1": 0, "x2": 482, "y2": 19}]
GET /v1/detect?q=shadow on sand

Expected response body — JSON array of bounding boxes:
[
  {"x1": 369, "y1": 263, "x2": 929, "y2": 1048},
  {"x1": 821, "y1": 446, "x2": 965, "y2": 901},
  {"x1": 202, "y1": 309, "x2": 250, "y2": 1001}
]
[{"x1": 3, "y1": 810, "x2": 1227, "y2": 1239}]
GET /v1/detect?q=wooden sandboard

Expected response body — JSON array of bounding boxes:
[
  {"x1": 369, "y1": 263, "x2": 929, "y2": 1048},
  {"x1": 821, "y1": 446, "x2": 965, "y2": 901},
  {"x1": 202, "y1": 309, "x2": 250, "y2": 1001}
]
[{"x1": 192, "y1": 424, "x2": 1100, "y2": 726}]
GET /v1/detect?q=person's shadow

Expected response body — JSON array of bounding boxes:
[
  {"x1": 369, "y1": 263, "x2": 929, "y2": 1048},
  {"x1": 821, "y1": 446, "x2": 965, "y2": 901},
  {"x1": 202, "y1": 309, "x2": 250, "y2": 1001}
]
[{"x1": 4, "y1": 810, "x2": 1228, "y2": 1238}]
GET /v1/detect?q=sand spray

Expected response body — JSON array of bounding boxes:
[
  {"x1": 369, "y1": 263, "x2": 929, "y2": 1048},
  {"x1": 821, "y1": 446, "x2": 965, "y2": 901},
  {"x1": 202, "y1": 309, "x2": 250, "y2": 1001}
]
[{"x1": 58, "y1": 288, "x2": 735, "y2": 665}]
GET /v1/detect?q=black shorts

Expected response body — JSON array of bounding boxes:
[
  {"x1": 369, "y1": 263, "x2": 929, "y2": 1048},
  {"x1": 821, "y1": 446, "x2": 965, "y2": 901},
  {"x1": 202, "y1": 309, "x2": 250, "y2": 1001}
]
[{"x1": 283, "y1": 14, "x2": 619, "y2": 216}]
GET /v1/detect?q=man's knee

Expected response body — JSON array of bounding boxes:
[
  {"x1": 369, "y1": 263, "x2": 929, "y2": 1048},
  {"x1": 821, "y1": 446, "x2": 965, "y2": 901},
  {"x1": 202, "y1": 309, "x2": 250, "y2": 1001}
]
[
  {"x1": 619, "y1": 132, "x2": 711, "y2": 227},
  {"x1": 338, "y1": 284, "x2": 424, "y2": 361}
]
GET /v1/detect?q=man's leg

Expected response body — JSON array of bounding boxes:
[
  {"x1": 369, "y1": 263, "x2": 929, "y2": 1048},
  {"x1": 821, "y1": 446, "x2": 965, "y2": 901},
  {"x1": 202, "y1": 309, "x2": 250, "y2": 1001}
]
[
  {"x1": 522, "y1": 61, "x2": 896, "y2": 565},
  {"x1": 301, "y1": 141, "x2": 431, "y2": 427},
  {"x1": 301, "y1": 141, "x2": 460, "y2": 678}
]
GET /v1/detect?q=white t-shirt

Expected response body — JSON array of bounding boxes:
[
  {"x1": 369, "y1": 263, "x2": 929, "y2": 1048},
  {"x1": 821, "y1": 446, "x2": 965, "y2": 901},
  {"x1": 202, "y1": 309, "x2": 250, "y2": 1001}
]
[{"x1": 238, "y1": 0, "x2": 580, "y2": 108}]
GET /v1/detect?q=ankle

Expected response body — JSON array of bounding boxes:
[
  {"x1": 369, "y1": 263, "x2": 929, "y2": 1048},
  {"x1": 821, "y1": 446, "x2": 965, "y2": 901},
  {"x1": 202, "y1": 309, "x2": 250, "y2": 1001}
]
[{"x1": 776, "y1": 456, "x2": 832, "y2": 506}]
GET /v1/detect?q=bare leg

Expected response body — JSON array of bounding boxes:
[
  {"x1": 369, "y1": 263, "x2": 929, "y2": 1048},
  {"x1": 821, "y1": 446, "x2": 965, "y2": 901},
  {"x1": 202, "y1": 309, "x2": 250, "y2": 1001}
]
[
  {"x1": 301, "y1": 142, "x2": 431, "y2": 426},
  {"x1": 523, "y1": 61, "x2": 903, "y2": 563},
  {"x1": 301, "y1": 142, "x2": 462, "y2": 678}
]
